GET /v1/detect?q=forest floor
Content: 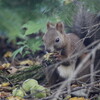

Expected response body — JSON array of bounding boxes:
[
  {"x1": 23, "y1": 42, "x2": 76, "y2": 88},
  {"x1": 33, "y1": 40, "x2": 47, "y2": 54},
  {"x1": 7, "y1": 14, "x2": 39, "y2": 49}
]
[{"x1": 0, "y1": 36, "x2": 100, "y2": 100}]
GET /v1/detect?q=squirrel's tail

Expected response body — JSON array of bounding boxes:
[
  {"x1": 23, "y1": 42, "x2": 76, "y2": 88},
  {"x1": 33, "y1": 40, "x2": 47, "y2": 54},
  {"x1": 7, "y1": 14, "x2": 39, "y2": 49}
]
[
  {"x1": 72, "y1": 3, "x2": 100, "y2": 46},
  {"x1": 71, "y1": 3, "x2": 100, "y2": 72}
]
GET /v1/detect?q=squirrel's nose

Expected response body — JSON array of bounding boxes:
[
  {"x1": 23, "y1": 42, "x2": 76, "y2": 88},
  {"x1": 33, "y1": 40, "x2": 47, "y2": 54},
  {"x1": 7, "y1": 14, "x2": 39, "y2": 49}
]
[{"x1": 46, "y1": 49, "x2": 51, "y2": 53}]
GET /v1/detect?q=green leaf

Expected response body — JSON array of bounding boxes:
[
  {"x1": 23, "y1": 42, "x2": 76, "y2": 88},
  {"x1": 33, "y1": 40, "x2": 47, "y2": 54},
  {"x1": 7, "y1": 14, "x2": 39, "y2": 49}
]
[
  {"x1": 17, "y1": 41, "x2": 27, "y2": 45},
  {"x1": 22, "y1": 51, "x2": 30, "y2": 58},
  {"x1": 27, "y1": 38, "x2": 43, "y2": 53},
  {"x1": 22, "y1": 16, "x2": 61, "y2": 36},
  {"x1": 22, "y1": 18, "x2": 48, "y2": 35},
  {"x1": 12, "y1": 45, "x2": 27, "y2": 59}
]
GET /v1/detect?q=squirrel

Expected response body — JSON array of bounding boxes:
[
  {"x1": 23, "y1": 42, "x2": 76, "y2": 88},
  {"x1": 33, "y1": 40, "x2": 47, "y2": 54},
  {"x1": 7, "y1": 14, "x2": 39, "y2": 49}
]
[{"x1": 43, "y1": 5, "x2": 100, "y2": 86}]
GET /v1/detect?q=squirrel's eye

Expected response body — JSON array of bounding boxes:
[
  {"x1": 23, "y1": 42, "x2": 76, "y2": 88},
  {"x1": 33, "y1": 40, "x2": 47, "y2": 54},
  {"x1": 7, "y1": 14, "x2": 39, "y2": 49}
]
[{"x1": 55, "y1": 38, "x2": 60, "y2": 43}]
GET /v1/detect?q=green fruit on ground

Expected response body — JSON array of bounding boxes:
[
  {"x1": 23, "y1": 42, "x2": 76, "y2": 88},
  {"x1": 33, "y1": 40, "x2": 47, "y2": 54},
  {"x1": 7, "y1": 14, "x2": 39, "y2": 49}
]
[
  {"x1": 31, "y1": 85, "x2": 46, "y2": 98},
  {"x1": 12, "y1": 88, "x2": 25, "y2": 98},
  {"x1": 22, "y1": 79, "x2": 38, "y2": 92},
  {"x1": 20, "y1": 87, "x2": 26, "y2": 95}
]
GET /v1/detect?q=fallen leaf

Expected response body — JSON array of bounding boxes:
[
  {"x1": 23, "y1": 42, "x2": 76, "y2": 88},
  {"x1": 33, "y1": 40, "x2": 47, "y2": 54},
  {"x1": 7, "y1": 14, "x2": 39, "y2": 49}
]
[
  {"x1": 0, "y1": 65, "x2": 4, "y2": 70},
  {"x1": 64, "y1": 95, "x2": 71, "y2": 100},
  {"x1": 71, "y1": 84, "x2": 78, "y2": 88},
  {"x1": 19, "y1": 60, "x2": 33, "y2": 66},
  {"x1": 2, "y1": 63, "x2": 11, "y2": 68},
  {"x1": 0, "y1": 82, "x2": 10, "y2": 87},
  {"x1": 34, "y1": 61, "x2": 41, "y2": 66},
  {"x1": 69, "y1": 97, "x2": 89, "y2": 100},
  {"x1": 0, "y1": 63, "x2": 11, "y2": 70},
  {"x1": 7, "y1": 66, "x2": 18, "y2": 74},
  {"x1": 4, "y1": 51, "x2": 12, "y2": 58},
  {"x1": 7, "y1": 96, "x2": 24, "y2": 100}
]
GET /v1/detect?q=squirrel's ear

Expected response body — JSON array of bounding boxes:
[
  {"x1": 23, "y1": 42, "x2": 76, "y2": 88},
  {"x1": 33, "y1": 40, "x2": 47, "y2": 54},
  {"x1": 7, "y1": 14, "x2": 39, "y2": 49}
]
[
  {"x1": 47, "y1": 22, "x2": 54, "y2": 29},
  {"x1": 56, "y1": 22, "x2": 65, "y2": 33}
]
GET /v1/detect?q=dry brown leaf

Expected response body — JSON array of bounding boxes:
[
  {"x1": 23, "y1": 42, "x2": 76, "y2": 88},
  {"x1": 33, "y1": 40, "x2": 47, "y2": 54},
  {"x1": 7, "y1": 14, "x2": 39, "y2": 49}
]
[
  {"x1": 71, "y1": 84, "x2": 78, "y2": 88},
  {"x1": 0, "y1": 82, "x2": 10, "y2": 87},
  {"x1": 2, "y1": 63, "x2": 11, "y2": 68},
  {"x1": 4, "y1": 51, "x2": 12, "y2": 58},
  {"x1": 64, "y1": 95, "x2": 71, "y2": 100},
  {"x1": 7, "y1": 96, "x2": 24, "y2": 100},
  {"x1": 0, "y1": 65, "x2": 4, "y2": 70},
  {"x1": 19, "y1": 60, "x2": 33, "y2": 66},
  {"x1": 69, "y1": 97, "x2": 89, "y2": 100},
  {"x1": 0, "y1": 63, "x2": 11, "y2": 70},
  {"x1": 7, "y1": 66, "x2": 18, "y2": 74},
  {"x1": 34, "y1": 61, "x2": 41, "y2": 66}
]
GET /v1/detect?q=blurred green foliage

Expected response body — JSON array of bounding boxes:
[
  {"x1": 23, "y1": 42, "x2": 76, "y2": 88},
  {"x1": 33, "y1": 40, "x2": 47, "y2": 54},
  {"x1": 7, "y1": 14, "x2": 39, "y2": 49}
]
[
  {"x1": 12, "y1": 37, "x2": 43, "y2": 59},
  {"x1": 0, "y1": 0, "x2": 62, "y2": 39},
  {"x1": 0, "y1": 9, "x2": 22, "y2": 40},
  {"x1": 0, "y1": 0, "x2": 100, "y2": 40},
  {"x1": 0, "y1": 0, "x2": 100, "y2": 57}
]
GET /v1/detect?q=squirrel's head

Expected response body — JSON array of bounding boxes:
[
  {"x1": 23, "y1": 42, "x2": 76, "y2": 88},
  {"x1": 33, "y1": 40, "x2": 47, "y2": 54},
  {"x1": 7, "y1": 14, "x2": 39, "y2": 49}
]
[{"x1": 43, "y1": 22, "x2": 66, "y2": 53}]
